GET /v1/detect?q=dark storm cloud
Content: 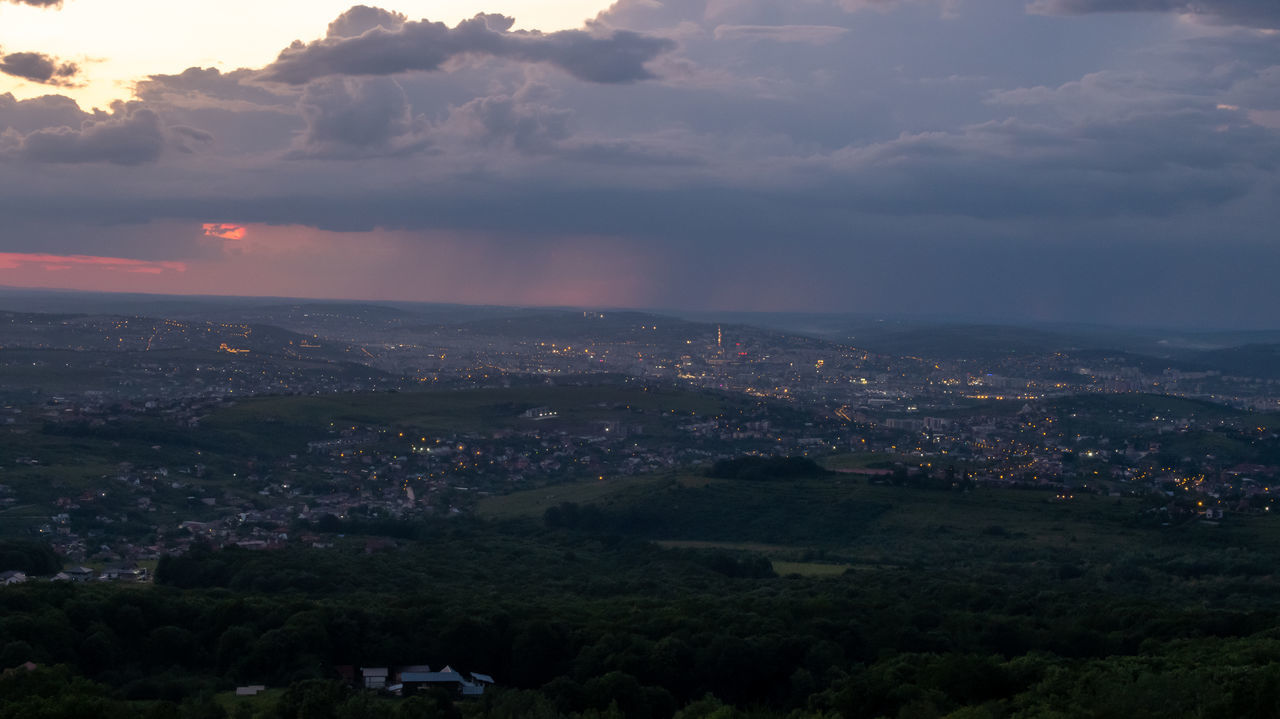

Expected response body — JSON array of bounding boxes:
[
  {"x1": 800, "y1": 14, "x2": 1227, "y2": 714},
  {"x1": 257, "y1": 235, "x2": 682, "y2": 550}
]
[
  {"x1": 831, "y1": 119, "x2": 1272, "y2": 219},
  {"x1": 1028, "y1": 0, "x2": 1280, "y2": 28},
  {"x1": 289, "y1": 76, "x2": 428, "y2": 159},
  {"x1": 2, "y1": 1, "x2": 1278, "y2": 327},
  {"x1": 444, "y1": 93, "x2": 571, "y2": 153},
  {"x1": 261, "y1": 12, "x2": 676, "y2": 85},
  {"x1": 326, "y1": 5, "x2": 407, "y2": 38},
  {"x1": 1226, "y1": 66, "x2": 1280, "y2": 111},
  {"x1": 30, "y1": 105, "x2": 1264, "y2": 232},
  {"x1": 0, "y1": 51, "x2": 79, "y2": 86}
]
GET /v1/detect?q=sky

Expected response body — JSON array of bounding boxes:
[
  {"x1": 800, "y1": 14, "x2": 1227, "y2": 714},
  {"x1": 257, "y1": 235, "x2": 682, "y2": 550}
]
[{"x1": 0, "y1": 0, "x2": 1277, "y2": 328}]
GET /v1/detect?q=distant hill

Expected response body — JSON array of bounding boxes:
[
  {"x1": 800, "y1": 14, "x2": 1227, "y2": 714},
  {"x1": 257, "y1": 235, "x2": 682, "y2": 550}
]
[
  {"x1": 730, "y1": 318, "x2": 1280, "y2": 374},
  {"x1": 401, "y1": 310, "x2": 840, "y2": 357},
  {"x1": 843, "y1": 324, "x2": 1085, "y2": 359},
  {"x1": 438, "y1": 310, "x2": 710, "y2": 343},
  {"x1": 5, "y1": 291, "x2": 1279, "y2": 375},
  {"x1": 1191, "y1": 343, "x2": 1280, "y2": 380},
  {"x1": 0, "y1": 311, "x2": 360, "y2": 362}
]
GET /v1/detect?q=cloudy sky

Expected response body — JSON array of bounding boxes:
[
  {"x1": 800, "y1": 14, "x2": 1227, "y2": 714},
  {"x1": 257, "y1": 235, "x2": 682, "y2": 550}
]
[{"x1": 0, "y1": 0, "x2": 1277, "y2": 328}]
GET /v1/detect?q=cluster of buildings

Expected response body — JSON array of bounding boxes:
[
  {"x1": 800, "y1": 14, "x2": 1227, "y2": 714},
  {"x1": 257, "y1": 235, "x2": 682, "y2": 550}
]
[
  {"x1": 5, "y1": 380, "x2": 859, "y2": 562},
  {"x1": 1, "y1": 308, "x2": 1278, "y2": 566},
  {"x1": 339, "y1": 665, "x2": 495, "y2": 697},
  {"x1": 846, "y1": 399, "x2": 1279, "y2": 520},
  {"x1": 0, "y1": 565, "x2": 150, "y2": 584}
]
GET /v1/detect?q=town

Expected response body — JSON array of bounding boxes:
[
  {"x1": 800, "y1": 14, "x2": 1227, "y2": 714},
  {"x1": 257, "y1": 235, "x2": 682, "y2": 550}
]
[{"x1": 1, "y1": 301, "x2": 1276, "y2": 572}]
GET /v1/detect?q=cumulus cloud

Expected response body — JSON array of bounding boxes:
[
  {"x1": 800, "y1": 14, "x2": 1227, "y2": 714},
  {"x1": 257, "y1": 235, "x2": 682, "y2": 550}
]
[
  {"x1": 0, "y1": 92, "x2": 87, "y2": 133},
  {"x1": 288, "y1": 76, "x2": 428, "y2": 159},
  {"x1": 2, "y1": 104, "x2": 166, "y2": 165},
  {"x1": 261, "y1": 12, "x2": 676, "y2": 85},
  {"x1": 591, "y1": 0, "x2": 944, "y2": 32},
  {"x1": 0, "y1": 51, "x2": 79, "y2": 86},
  {"x1": 326, "y1": 5, "x2": 407, "y2": 38},
  {"x1": 712, "y1": 25, "x2": 850, "y2": 44},
  {"x1": 444, "y1": 92, "x2": 571, "y2": 153},
  {"x1": 1028, "y1": 0, "x2": 1280, "y2": 28},
  {"x1": 168, "y1": 124, "x2": 215, "y2": 153},
  {"x1": 1, "y1": 92, "x2": 215, "y2": 161},
  {"x1": 135, "y1": 67, "x2": 294, "y2": 110}
]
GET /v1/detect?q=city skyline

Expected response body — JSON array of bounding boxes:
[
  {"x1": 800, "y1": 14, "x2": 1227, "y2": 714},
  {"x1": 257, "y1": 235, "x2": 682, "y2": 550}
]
[{"x1": 1, "y1": 0, "x2": 1278, "y2": 328}]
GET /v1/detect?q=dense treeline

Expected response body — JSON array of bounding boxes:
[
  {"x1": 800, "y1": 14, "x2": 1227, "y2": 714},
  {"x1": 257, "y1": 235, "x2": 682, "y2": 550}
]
[
  {"x1": 3, "y1": 534, "x2": 1280, "y2": 716},
  {"x1": 537, "y1": 478, "x2": 888, "y2": 545},
  {"x1": 7, "y1": 479, "x2": 1280, "y2": 718},
  {"x1": 0, "y1": 540, "x2": 61, "y2": 575},
  {"x1": 705, "y1": 456, "x2": 830, "y2": 481},
  {"x1": 41, "y1": 420, "x2": 203, "y2": 450}
]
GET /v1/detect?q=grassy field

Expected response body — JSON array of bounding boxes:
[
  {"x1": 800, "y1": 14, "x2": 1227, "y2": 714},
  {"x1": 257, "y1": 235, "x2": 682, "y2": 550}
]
[
  {"x1": 202, "y1": 385, "x2": 746, "y2": 456},
  {"x1": 477, "y1": 475, "x2": 671, "y2": 519},
  {"x1": 477, "y1": 473, "x2": 726, "y2": 520},
  {"x1": 654, "y1": 539, "x2": 802, "y2": 553},
  {"x1": 210, "y1": 385, "x2": 734, "y2": 431},
  {"x1": 215, "y1": 688, "x2": 286, "y2": 715},
  {"x1": 0, "y1": 362, "x2": 116, "y2": 393},
  {"x1": 772, "y1": 561, "x2": 852, "y2": 577},
  {"x1": 821, "y1": 453, "x2": 901, "y2": 471},
  {"x1": 476, "y1": 471, "x2": 1280, "y2": 571}
]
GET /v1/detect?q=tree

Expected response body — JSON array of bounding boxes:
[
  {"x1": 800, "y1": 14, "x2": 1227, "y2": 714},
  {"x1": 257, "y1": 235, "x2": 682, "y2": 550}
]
[
  {"x1": 393, "y1": 691, "x2": 460, "y2": 719},
  {"x1": 0, "y1": 541, "x2": 61, "y2": 575},
  {"x1": 271, "y1": 679, "x2": 350, "y2": 719}
]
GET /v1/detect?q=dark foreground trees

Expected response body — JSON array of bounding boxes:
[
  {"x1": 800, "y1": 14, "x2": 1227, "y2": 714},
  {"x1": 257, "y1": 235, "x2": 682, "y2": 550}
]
[{"x1": 7, "y1": 486, "x2": 1280, "y2": 718}]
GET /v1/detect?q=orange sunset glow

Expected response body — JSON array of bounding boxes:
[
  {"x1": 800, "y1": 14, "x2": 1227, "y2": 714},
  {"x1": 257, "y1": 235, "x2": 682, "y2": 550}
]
[
  {"x1": 0, "y1": 253, "x2": 188, "y2": 274},
  {"x1": 203, "y1": 224, "x2": 248, "y2": 241},
  {"x1": 0, "y1": 225, "x2": 658, "y2": 307}
]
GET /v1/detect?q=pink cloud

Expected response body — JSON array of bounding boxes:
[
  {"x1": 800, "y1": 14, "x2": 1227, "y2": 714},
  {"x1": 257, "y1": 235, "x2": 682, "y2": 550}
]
[{"x1": 0, "y1": 253, "x2": 187, "y2": 273}]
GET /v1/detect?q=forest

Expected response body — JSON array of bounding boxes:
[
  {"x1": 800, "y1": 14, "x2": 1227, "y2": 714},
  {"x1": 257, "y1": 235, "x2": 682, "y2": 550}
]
[{"x1": 5, "y1": 469, "x2": 1280, "y2": 718}]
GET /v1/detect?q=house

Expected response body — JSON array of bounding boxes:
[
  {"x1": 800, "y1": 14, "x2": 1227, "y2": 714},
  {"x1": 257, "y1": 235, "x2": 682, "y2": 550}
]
[
  {"x1": 399, "y1": 665, "x2": 490, "y2": 697},
  {"x1": 0, "y1": 570, "x2": 27, "y2": 585},
  {"x1": 100, "y1": 566, "x2": 148, "y2": 582},
  {"x1": 394, "y1": 665, "x2": 432, "y2": 682},
  {"x1": 52, "y1": 567, "x2": 94, "y2": 582},
  {"x1": 522, "y1": 407, "x2": 558, "y2": 421},
  {"x1": 342, "y1": 663, "x2": 495, "y2": 697},
  {"x1": 360, "y1": 667, "x2": 389, "y2": 689}
]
